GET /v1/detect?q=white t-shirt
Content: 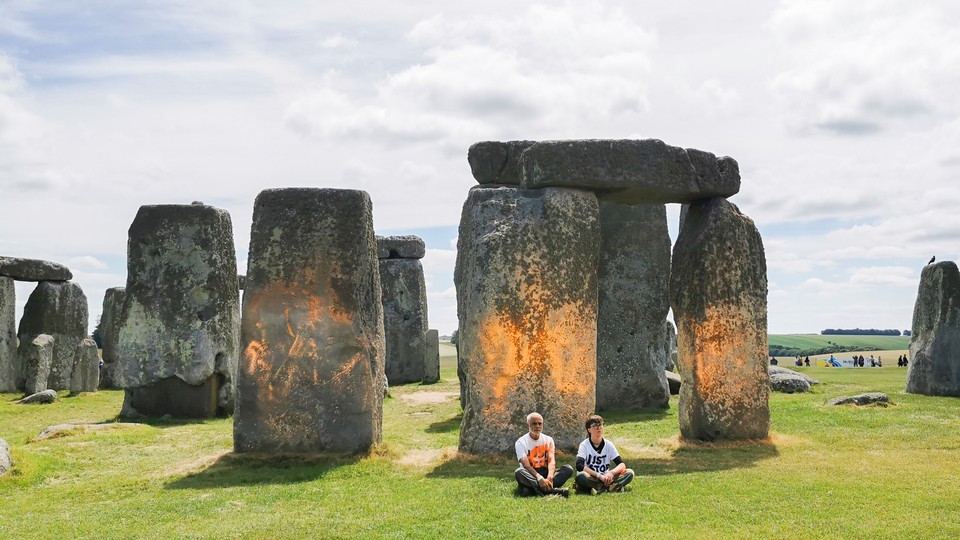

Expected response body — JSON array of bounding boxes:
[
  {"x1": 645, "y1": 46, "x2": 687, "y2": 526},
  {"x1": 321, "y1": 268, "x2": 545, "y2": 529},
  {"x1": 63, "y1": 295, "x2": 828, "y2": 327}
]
[
  {"x1": 515, "y1": 433, "x2": 555, "y2": 469},
  {"x1": 577, "y1": 438, "x2": 621, "y2": 474}
]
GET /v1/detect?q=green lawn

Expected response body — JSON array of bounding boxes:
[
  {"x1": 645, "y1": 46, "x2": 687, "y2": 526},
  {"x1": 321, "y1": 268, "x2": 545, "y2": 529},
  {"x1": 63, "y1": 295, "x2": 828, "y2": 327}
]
[
  {"x1": 2, "y1": 349, "x2": 959, "y2": 538},
  {"x1": 769, "y1": 334, "x2": 909, "y2": 350}
]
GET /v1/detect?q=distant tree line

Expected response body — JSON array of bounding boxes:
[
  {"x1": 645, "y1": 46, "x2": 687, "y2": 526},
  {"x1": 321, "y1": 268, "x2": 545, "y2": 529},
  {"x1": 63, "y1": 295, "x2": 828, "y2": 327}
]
[{"x1": 820, "y1": 328, "x2": 902, "y2": 336}]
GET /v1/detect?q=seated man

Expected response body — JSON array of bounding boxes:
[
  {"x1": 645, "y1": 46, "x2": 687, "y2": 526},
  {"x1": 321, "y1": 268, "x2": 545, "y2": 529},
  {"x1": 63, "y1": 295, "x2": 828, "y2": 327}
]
[
  {"x1": 575, "y1": 415, "x2": 634, "y2": 494},
  {"x1": 514, "y1": 412, "x2": 573, "y2": 497}
]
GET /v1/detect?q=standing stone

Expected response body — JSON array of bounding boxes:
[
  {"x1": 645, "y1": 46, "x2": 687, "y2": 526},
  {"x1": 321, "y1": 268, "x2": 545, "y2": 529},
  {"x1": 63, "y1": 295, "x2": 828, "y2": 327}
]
[
  {"x1": 98, "y1": 287, "x2": 126, "y2": 389},
  {"x1": 17, "y1": 281, "x2": 88, "y2": 390},
  {"x1": 671, "y1": 197, "x2": 769, "y2": 441},
  {"x1": 235, "y1": 188, "x2": 385, "y2": 454},
  {"x1": 423, "y1": 329, "x2": 440, "y2": 384},
  {"x1": 70, "y1": 338, "x2": 99, "y2": 393},
  {"x1": 906, "y1": 261, "x2": 960, "y2": 396},
  {"x1": 0, "y1": 277, "x2": 15, "y2": 392},
  {"x1": 456, "y1": 185, "x2": 600, "y2": 453},
  {"x1": 0, "y1": 256, "x2": 72, "y2": 281},
  {"x1": 0, "y1": 437, "x2": 10, "y2": 476},
  {"x1": 519, "y1": 139, "x2": 740, "y2": 204},
  {"x1": 596, "y1": 201, "x2": 671, "y2": 410},
  {"x1": 22, "y1": 334, "x2": 54, "y2": 395},
  {"x1": 378, "y1": 240, "x2": 428, "y2": 385},
  {"x1": 114, "y1": 203, "x2": 240, "y2": 418}
]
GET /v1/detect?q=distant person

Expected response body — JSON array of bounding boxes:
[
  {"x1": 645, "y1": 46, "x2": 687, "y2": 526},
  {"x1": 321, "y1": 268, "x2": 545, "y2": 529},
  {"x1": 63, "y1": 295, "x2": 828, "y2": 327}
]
[
  {"x1": 858, "y1": 355, "x2": 865, "y2": 367},
  {"x1": 903, "y1": 356, "x2": 909, "y2": 367},
  {"x1": 870, "y1": 357, "x2": 876, "y2": 367},
  {"x1": 897, "y1": 355, "x2": 903, "y2": 367},
  {"x1": 575, "y1": 415, "x2": 634, "y2": 495},
  {"x1": 795, "y1": 355, "x2": 802, "y2": 367},
  {"x1": 804, "y1": 356, "x2": 810, "y2": 367},
  {"x1": 770, "y1": 357, "x2": 778, "y2": 366},
  {"x1": 877, "y1": 357, "x2": 882, "y2": 367},
  {"x1": 514, "y1": 412, "x2": 572, "y2": 497}
]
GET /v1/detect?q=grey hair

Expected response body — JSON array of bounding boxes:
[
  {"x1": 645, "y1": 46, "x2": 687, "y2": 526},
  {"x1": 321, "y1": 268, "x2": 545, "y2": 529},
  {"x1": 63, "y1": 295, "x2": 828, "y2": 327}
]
[{"x1": 526, "y1": 412, "x2": 542, "y2": 423}]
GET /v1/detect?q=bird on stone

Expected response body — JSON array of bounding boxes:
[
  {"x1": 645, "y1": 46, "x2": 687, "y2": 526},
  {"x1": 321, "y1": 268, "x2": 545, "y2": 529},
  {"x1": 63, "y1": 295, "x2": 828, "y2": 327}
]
[{"x1": 928, "y1": 255, "x2": 936, "y2": 265}]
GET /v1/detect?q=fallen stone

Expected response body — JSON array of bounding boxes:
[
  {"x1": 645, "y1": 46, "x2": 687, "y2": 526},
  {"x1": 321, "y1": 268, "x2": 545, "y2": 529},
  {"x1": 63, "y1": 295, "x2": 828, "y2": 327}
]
[
  {"x1": 21, "y1": 334, "x2": 54, "y2": 395},
  {"x1": 0, "y1": 277, "x2": 15, "y2": 392},
  {"x1": 596, "y1": 201, "x2": 671, "y2": 410},
  {"x1": 769, "y1": 366, "x2": 820, "y2": 385},
  {"x1": 0, "y1": 437, "x2": 10, "y2": 476},
  {"x1": 380, "y1": 258, "x2": 428, "y2": 385},
  {"x1": 17, "y1": 281, "x2": 88, "y2": 390},
  {"x1": 377, "y1": 235, "x2": 426, "y2": 260},
  {"x1": 114, "y1": 203, "x2": 240, "y2": 417},
  {"x1": 0, "y1": 256, "x2": 72, "y2": 282},
  {"x1": 826, "y1": 392, "x2": 890, "y2": 406},
  {"x1": 70, "y1": 338, "x2": 99, "y2": 393},
  {"x1": 18, "y1": 389, "x2": 58, "y2": 404},
  {"x1": 456, "y1": 185, "x2": 600, "y2": 453},
  {"x1": 671, "y1": 197, "x2": 769, "y2": 441},
  {"x1": 665, "y1": 370, "x2": 681, "y2": 395},
  {"x1": 36, "y1": 422, "x2": 143, "y2": 441},
  {"x1": 423, "y1": 329, "x2": 440, "y2": 384},
  {"x1": 519, "y1": 139, "x2": 740, "y2": 204},
  {"x1": 98, "y1": 287, "x2": 125, "y2": 389},
  {"x1": 769, "y1": 372, "x2": 811, "y2": 393},
  {"x1": 906, "y1": 261, "x2": 960, "y2": 397},
  {"x1": 467, "y1": 140, "x2": 537, "y2": 185},
  {"x1": 235, "y1": 188, "x2": 385, "y2": 454}
]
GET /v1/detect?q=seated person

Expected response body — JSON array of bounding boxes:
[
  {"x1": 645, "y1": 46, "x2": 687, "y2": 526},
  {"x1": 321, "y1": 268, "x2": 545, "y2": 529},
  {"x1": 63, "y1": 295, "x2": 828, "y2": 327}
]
[
  {"x1": 575, "y1": 415, "x2": 634, "y2": 494},
  {"x1": 514, "y1": 412, "x2": 573, "y2": 497}
]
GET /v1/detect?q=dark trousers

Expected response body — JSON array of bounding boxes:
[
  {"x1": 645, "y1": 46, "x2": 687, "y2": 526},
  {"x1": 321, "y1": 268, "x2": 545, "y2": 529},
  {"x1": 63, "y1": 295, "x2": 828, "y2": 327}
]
[{"x1": 515, "y1": 464, "x2": 574, "y2": 495}]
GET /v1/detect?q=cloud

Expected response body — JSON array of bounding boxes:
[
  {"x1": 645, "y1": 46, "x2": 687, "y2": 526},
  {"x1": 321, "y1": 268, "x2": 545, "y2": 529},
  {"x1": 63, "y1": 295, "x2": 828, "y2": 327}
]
[
  {"x1": 284, "y1": 2, "x2": 657, "y2": 148},
  {"x1": 768, "y1": 0, "x2": 960, "y2": 135},
  {"x1": 68, "y1": 255, "x2": 109, "y2": 271}
]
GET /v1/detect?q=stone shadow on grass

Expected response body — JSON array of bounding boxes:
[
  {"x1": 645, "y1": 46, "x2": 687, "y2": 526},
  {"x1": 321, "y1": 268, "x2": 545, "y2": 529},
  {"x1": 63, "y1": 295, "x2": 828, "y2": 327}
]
[
  {"x1": 634, "y1": 440, "x2": 779, "y2": 477},
  {"x1": 165, "y1": 453, "x2": 363, "y2": 489},
  {"x1": 426, "y1": 413, "x2": 462, "y2": 434}
]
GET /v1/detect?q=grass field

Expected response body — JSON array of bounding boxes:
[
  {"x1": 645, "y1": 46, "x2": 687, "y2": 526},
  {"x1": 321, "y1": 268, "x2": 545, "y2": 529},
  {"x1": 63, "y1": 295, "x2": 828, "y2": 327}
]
[
  {"x1": 2, "y1": 344, "x2": 959, "y2": 539},
  {"x1": 768, "y1": 334, "x2": 910, "y2": 350}
]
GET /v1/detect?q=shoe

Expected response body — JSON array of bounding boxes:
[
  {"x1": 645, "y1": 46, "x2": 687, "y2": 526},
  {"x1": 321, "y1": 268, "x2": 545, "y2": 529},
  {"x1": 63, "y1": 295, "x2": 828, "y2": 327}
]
[
  {"x1": 552, "y1": 488, "x2": 570, "y2": 498},
  {"x1": 589, "y1": 488, "x2": 598, "y2": 496},
  {"x1": 610, "y1": 484, "x2": 624, "y2": 493},
  {"x1": 519, "y1": 486, "x2": 534, "y2": 497}
]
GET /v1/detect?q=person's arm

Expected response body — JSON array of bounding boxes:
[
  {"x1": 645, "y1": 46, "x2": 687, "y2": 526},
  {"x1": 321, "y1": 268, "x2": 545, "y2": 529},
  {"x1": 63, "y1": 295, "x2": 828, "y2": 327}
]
[
  {"x1": 544, "y1": 444, "x2": 556, "y2": 490},
  {"x1": 601, "y1": 456, "x2": 626, "y2": 486},
  {"x1": 519, "y1": 455, "x2": 550, "y2": 491}
]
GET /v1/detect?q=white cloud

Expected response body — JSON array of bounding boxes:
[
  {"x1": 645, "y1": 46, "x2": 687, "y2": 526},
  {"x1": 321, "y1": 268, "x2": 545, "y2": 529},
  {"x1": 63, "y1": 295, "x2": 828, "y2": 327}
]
[{"x1": 68, "y1": 256, "x2": 109, "y2": 271}]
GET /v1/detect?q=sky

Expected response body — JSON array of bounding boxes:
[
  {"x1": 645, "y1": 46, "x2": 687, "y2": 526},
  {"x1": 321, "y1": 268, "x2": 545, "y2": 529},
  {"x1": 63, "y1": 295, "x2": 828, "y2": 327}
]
[{"x1": 2, "y1": 0, "x2": 959, "y2": 336}]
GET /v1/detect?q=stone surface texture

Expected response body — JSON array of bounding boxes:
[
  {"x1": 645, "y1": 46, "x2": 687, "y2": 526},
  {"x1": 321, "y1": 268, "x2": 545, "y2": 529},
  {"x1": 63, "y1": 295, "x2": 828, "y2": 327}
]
[
  {"x1": 456, "y1": 185, "x2": 600, "y2": 453},
  {"x1": 769, "y1": 372, "x2": 810, "y2": 393},
  {"x1": 596, "y1": 201, "x2": 671, "y2": 410},
  {"x1": 826, "y1": 393, "x2": 890, "y2": 406},
  {"x1": 423, "y1": 329, "x2": 440, "y2": 384},
  {"x1": 376, "y1": 235, "x2": 426, "y2": 260},
  {"x1": 519, "y1": 139, "x2": 740, "y2": 204},
  {"x1": 0, "y1": 277, "x2": 15, "y2": 392},
  {"x1": 18, "y1": 389, "x2": 58, "y2": 404},
  {"x1": 70, "y1": 338, "x2": 100, "y2": 393},
  {"x1": 17, "y1": 281, "x2": 87, "y2": 390},
  {"x1": 379, "y1": 258, "x2": 428, "y2": 385},
  {"x1": 906, "y1": 261, "x2": 960, "y2": 396},
  {"x1": 0, "y1": 437, "x2": 10, "y2": 476},
  {"x1": 21, "y1": 334, "x2": 54, "y2": 395},
  {"x1": 671, "y1": 197, "x2": 769, "y2": 441},
  {"x1": 0, "y1": 256, "x2": 72, "y2": 281},
  {"x1": 467, "y1": 140, "x2": 536, "y2": 185},
  {"x1": 98, "y1": 287, "x2": 125, "y2": 389},
  {"x1": 235, "y1": 188, "x2": 385, "y2": 454},
  {"x1": 114, "y1": 204, "x2": 240, "y2": 417}
]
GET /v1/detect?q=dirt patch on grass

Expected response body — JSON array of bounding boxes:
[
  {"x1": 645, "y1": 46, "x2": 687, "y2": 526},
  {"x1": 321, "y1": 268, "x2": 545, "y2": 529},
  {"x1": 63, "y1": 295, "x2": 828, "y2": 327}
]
[
  {"x1": 397, "y1": 447, "x2": 457, "y2": 469},
  {"x1": 399, "y1": 391, "x2": 458, "y2": 406}
]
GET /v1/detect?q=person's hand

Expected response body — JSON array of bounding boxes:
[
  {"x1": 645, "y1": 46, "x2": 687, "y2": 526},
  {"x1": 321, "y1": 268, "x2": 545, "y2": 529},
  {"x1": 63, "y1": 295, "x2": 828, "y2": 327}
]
[
  {"x1": 601, "y1": 472, "x2": 613, "y2": 487},
  {"x1": 543, "y1": 475, "x2": 555, "y2": 490}
]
